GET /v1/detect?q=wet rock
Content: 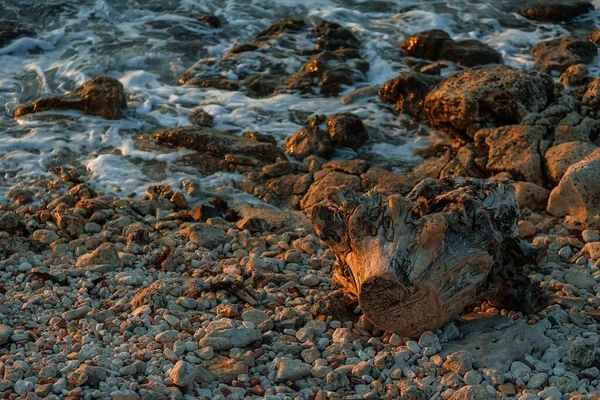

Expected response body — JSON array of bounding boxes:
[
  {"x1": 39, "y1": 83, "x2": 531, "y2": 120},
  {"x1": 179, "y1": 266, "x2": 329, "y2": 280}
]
[
  {"x1": 151, "y1": 126, "x2": 286, "y2": 173},
  {"x1": 474, "y1": 125, "x2": 547, "y2": 185},
  {"x1": 256, "y1": 18, "x2": 306, "y2": 38},
  {"x1": 284, "y1": 50, "x2": 369, "y2": 97},
  {"x1": 241, "y1": 131, "x2": 277, "y2": 145},
  {"x1": 590, "y1": 29, "x2": 600, "y2": 45},
  {"x1": 14, "y1": 76, "x2": 127, "y2": 120},
  {"x1": 314, "y1": 21, "x2": 359, "y2": 51},
  {"x1": 0, "y1": 23, "x2": 34, "y2": 47},
  {"x1": 515, "y1": 1, "x2": 593, "y2": 22},
  {"x1": 196, "y1": 14, "x2": 221, "y2": 28},
  {"x1": 377, "y1": 72, "x2": 443, "y2": 119},
  {"x1": 544, "y1": 141, "x2": 597, "y2": 184},
  {"x1": 424, "y1": 66, "x2": 553, "y2": 138},
  {"x1": 547, "y1": 149, "x2": 600, "y2": 229},
  {"x1": 284, "y1": 125, "x2": 333, "y2": 160},
  {"x1": 325, "y1": 113, "x2": 369, "y2": 149},
  {"x1": 581, "y1": 77, "x2": 600, "y2": 108},
  {"x1": 400, "y1": 29, "x2": 502, "y2": 67},
  {"x1": 559, "y1": 64, "x2": 588, "y2": 87},
  {"x1": 188, "y1": 108, "x2": 213, "y2": 127},
  {"x1": 531, "y1": 37, "x2": 597, "y2": 74}
]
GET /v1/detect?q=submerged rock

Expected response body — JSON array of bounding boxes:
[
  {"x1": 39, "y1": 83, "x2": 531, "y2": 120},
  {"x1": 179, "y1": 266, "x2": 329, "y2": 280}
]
[
  {"x1": 196, "y1": 14, "x2": 221, "y2": 28},
  {"x1": 531, "y1": 37, "x2": 597, "y2": 74},
  {"x1": 547, "y1": 148, "x2": 600, "y2": 229},
  {"x1": 13, "y1": 76, "x2": 127, "y2": 120},
  {"x1": 401, "y1": 29, "x2": 503, "y2": 67},
  {"x1": 424, "y1": 66, "x2": 553, "y2": 138},
  {"x1": 515, "y1": 0, "x2": 593, "y2": 22}
]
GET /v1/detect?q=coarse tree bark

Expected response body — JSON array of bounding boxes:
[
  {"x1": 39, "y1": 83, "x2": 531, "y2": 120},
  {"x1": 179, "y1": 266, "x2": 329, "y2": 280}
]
[{"x1": 309, "y1": 177, "x2": 546, "y2": 338}]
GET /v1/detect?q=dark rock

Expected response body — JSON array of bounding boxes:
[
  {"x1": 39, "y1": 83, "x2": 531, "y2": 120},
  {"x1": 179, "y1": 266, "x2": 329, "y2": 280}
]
[
  {"x1": 284, "y1": 50, "x2": 369, "y2": 97},
  {"x1": 151, "y1": 126, "x2": 286, "y2": 173},
  {"x1": 0, "y1": 23, "x2": 34, "y2": 47},
  {"x1": 325, "y1": 113, "x2": 368, "y2": 149},
  {"x1": 377, "y1": 72, "x2": 443, "y2": 119},
  {"x1": 531, "y1": 37, "x2": 597, "y2": 74},
  {"x1": 515, "y1": 0, "x2": 593, "y2": 22},
  {"x1": 284, "y1": 125, "x2": 333, "y2": 160},
  {"x1": 196, "y1": 14, "x2": 221, "y2": 28},
  {"x1": 559, "y1": 63, "x2": 588, "y2": 86},
  {"x1": 401, "y1": 30, "x2": 502, "y2": 67},
  {"x1": 424, "y1": 66, "x2": 553, "y2": 138},
  {"x1": 189, "y1": 204, "x2": 222, "y2": 222},
  {"x1": 241, "y1": 131, "x2": 277, "y2": 145},
  {"x1": 256, "y1": 18, "x2": 306, "y2": 38},
  {"x1": 314, "y1": 21, "x2": 360, "y2": 51},
  {"x1": 244, "y1": 74, "x2": 287, "y2": 98},
  {"x1": 14, "y1": 76, "x2": 127, "y2": 120},
  {"x1": 189, "y1": 108, "x2": 214, "y2": 127},
  {"x1": 311, "y1": 291, "x2": 358, "y2": 322}
]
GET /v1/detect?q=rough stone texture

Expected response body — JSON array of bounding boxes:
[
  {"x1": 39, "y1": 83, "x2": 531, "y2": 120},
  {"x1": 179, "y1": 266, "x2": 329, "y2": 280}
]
[
  {"x1": 76, "y1": 242, "x2": 124, "y2": 271},
  {"x1": 424, "y1": 66, "x2": 553, "y2": 138},
  {"x1": 325, "y1": 113, "x2": 369, "y2": 149},
  {"x1": 378, "y1": 72, "x2": 443, "y2": 119},
  {"x1": 544, "y1": 141, "x2": 597, "y2": 184},
  {"x1": 180, "y1": 223, "x2": 230, "y2": 249},
  {"x1": 513, "y1": 181, "x2": 551, "y2": 211},
  {"x1": 188, "y1": 108, "x2": 214, "y2": 127},
  {"x1": 284, "y1": 125, "x2": 333, "y2": 160},
  {"x1": 67, "y1": 365, "x2": 107, "y2": 388},
  {"x1": 401, "y1": 30, "x2": 503, "y2": 67},
  {"x1": 442, "y1": 317, "x2": 551, "y2": 374},
  {"x1": 151, "y1": 126, "x2": 286, "y2": 173},
  {"x1": 170, "y1": 361, "x2": 197, "y2": 387},
  {"x1": 474, "y1": 125, "x2": 548, "y2": 186},
  {"x1": 515, "y1": 0, "x2": 593, "y2": 22},
  {"x1": 559, "y1": 63, "x2": 588, "y2": 87},
  {"x1": 531, "y1": 37, "x2": 597, "y2": 74},
  {"x1": 14, "y1": 76, "x2": 127, "y2": 120},
  {"x1": 582, "y1": 77, "x2": 600, "y2": 109},
  {"x1": 547, "y1": 149, "x2": 600, "y2": 229},
  {"x1": 449, "y1": 385, "x2": 498, "y2": 400}
]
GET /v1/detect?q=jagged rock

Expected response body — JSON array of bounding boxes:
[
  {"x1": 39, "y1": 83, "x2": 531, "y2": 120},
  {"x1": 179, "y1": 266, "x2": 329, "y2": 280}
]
[
  {"x1": 76, "y1": 242, "x2": 124, "y2": 271},
  {"x1": 474, "y1": 125, "x2": 548, "y2": 185},
  {"x1": 188, "y1": 108, "x2": 213, "y2": 127},
  {"x1": 284, "y1": 125, "x2": 333, "y2": 160},
  {"x1": 544, "y1": 141, "x2": 597, "y2": 184},
  {"x1": 309, "y1": 178, "x2": 544, "y2": 337},
  {"x1": 515, "y1": 0, "x2": 593, "y2": 22},
  {"x1": 314, "y1": 21, "x2": 360, "y2": 51},
  {"x1": 325, "y1": 113, "x2": 369, "y2": 149},
  {"x1": 14, "y1": 76, "x2": 127, "y2": 120},
  {"x1": 547, "y1": 149, "x2": 600, "y2": 229},
  {"x1": 400, "y1": 30, "x2": 502, "y2": 67},
  {"x1": 582, "y1": 77, "x2": 600, "y2": 108},
  {"x1": 151, "y1": 126, "x2": 285, "y2": 173},
  {"x1": 531, "y1": 37, "x2": 597, "y2": 74},
  {"x1": 378, "y1": 72, "x2": 443, "y2": 119},
  {"x1": 170, "y1": 361, "x2": 197, "y2": 387},
  {"x1": 424, "y1": 66, "x2": 553, "y2": 138},
  {"x1": 559, "y1": 64, "x2": 588, "y2": 87}
]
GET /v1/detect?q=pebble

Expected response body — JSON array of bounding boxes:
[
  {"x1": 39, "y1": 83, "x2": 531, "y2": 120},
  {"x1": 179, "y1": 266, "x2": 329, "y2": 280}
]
[{"x1": 0, "y1": 324, "x2": 13, "y2": 345}]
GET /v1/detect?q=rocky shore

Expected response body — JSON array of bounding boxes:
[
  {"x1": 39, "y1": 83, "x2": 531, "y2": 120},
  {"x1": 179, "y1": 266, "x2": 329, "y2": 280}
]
[{"x1": 3, "y1": 0, "x2": 600, "y2": 399}]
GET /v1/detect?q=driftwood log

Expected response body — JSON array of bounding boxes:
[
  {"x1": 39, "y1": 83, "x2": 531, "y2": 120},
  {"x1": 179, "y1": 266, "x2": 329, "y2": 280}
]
[{"x1": 309, "y1": 177, "x2": 545, "y2": 337}]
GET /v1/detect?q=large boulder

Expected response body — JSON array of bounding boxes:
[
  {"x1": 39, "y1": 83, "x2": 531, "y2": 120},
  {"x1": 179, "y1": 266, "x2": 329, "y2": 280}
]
[
  {"x1": 378, "y1": 72, "x2": 443, "y2": 119},
  {"x1": 544, "y1": 141, "x2": 597, "y2": 184},
  {"x1": 14, "y1": 76, "x2": 127, "y2": 120},
  {"x1": 515, "y1": 0, "x2": 593, "y2": 22},
  {"x1": 474, "y1": 125, "x2": 548, "y2": 185},
  {"x1": 400, "y1": 30, "x2": 502, "y2": 67},
  {"x1": 547, "y1": 149, "x2": 600, "y2": 229},
  {"x1": 531, "y1": 37, "x2": 597, "y2": 74},
  {"x1": 424, "y1": 66, "x2": 553, "y2": 138}
]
